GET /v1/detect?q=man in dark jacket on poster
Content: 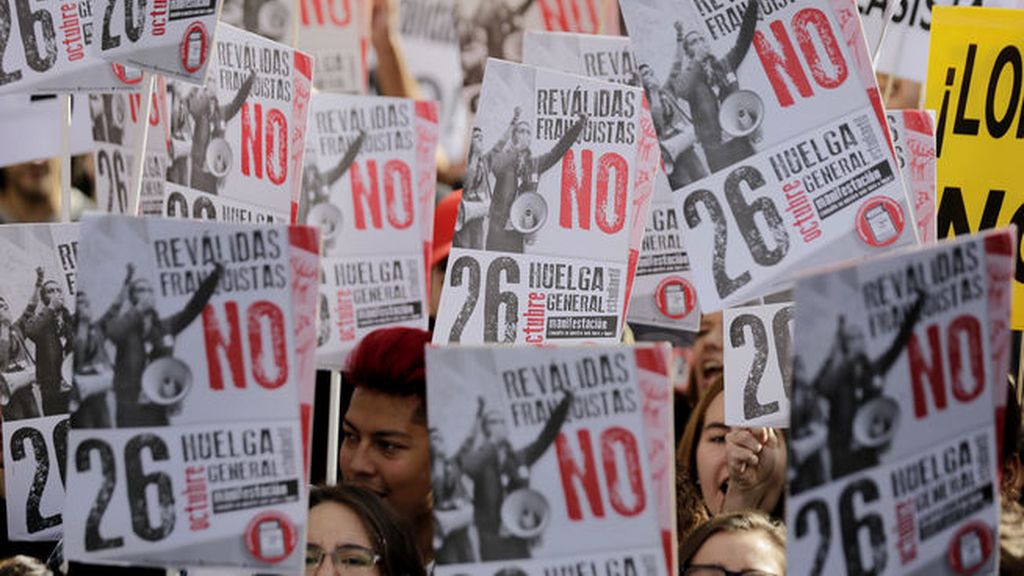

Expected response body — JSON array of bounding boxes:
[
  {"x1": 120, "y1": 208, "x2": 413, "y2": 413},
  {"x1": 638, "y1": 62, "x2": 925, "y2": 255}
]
[
  {"x1": 105, "y1": 263, "x2": 223, "y2": 428},
  {"x1": 22, "y1": 269, "x2": 73, "y2": 416},
  {"x1": 462, "y1": 390, "x2": 573, "y2": 561}
]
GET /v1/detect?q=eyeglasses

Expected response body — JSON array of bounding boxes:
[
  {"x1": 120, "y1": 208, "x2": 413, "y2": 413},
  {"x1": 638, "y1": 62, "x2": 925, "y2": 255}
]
[
  {"x1": 682, "y1": 566, "x2": 778, "y2": 576},
  {"x1": 305, "y1": 544, "x2": 381, "y2": 574}
]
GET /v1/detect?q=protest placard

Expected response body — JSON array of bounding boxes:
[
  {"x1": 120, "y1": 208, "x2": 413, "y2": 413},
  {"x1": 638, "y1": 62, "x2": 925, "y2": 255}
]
[
  {"x1": 0, "y1": 95, "x2": 93, "y2": 167},
  {"x1": 163, "y1": 23, "x2": 312, "y2": 223},
  {"x1": 398, "y1": 0, "x2": 468, "y2": 161},
  {"x1": 432, "y1": 59, "x2": 657, "y2": 345},
  {"x1": 297, "y1": 0, "x2": 368, "y2": 94},
  {"x1": 88, "y1": 77, "x2": 172, "y2": 215},
  {"x1": 89, "y1": 0, "x2": 222, "y2": 83},
  {"x1": 425, "y1": 344, "x2": 671, "y2": 576},
  {"x1": 859, "y1": 0, "x2": 1023, "y2": 85},
  {"x1": 0, "y1": 223, "x2": 78, "y2": 542},
  {"x1": 787, "y1": 228, "x2": 1013, "y2": 575},
  {"x1": 723, "y1": 301, "x2": 792, "y2": 429},
  {"x1": 302, "y1": 93, "x2": 437, "y2": 369},
  {"x1": 524, "y1": 31, "x2": 701, "y2": 335},
  {"x1": 620, "y1": 0, "x2": 916, "y2": 312},
  {"x1": 926, "y1": 6, "x2": 1024, "y2": 330},
  {"x1": 0, "y1": 0, "x2": 148, "y2": 95},
  {"x1": 63, "y1": 215, "x2": 313, "y2": 571},
  {"x1": 888, "y1": 109, "x2": 936, "y2": 245},
  {"x1": 220, "y1": 0, "x2": 294, "y2": 44}
]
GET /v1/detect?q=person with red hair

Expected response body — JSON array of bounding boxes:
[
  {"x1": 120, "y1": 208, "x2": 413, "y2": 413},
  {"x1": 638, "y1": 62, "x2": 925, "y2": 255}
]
[{"x1": 340, "y1": 327, "x2": 434, "y2": 564}]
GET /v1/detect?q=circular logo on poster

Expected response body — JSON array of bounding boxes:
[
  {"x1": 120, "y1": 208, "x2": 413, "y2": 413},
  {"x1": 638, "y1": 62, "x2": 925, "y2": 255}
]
[
  {"x1": 654, "y1": 277, "x2": 696, "y2": 320},
  {"x1": 180, "y1": 22, "x2": 210, "y2": 75},
  {"x1": 244, "y1": 511, "x2": 298, "y2": 563},
  {"x1": 947, "y1": 521, "x2": 993, "y2": 574},
  {"x1": 855, "y1": 196, "x2": 905, "y2": 248},
  {"x1": 112, "y1": 63, "x2": 143, "y2": 85}
]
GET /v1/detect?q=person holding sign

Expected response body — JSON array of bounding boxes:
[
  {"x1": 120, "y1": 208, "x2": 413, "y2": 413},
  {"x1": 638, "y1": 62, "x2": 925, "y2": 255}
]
[
  {"x1": 677, "y1": 379, "x2": 786, "y2": 540},
  {"x1": 638, "y1": 64, "x2": 703, "y2": 189},
  {"x1": 485, "y1": 108, "x2": 587, "y2": 254},
  {"x1": 104, "y1": 262, "x2": 223, "y2": 428},
  {"x1": 460, "y1": 391, "x2": 573, "y2": 561}
]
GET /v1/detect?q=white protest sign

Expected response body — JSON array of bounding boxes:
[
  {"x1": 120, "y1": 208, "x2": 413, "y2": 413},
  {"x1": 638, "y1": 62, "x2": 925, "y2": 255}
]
[
  {"x1": 432, "y1": 59, "x2": 658, "y2": 345},
  {"x1": 0, "y1": 223, "x2": 78, "y2": 542},
  {"x1": 297, "y1": 0, "x2": 368, "y2": 94},
  {"x1": 220, "y1": 0, "x2": 294, "y2": 44},
  {"x1": 859, "y1": 0, "x2": 1024, "y2": 84},
  {"x1": 620, "y1": 0, "x2": 916, "y2": 312},
  {"x1": 787, "y1": 228, "x2": 1013, "y2": 575},
  {"x1": 723, "y1": 301, "x2": 792, "y2": 428},
  {"x1": 163, "y1": 23, "x2": 313, "y2": 223},
  {"x1": 88, "y1": 76, "x2": 172, "y2": 214},
  {"x1": 89, "y1": 0, "x2": 222, "y2": 82},
  {"x1": 0, "y1": 95, "x2": 93, "y2": 166},
  {"x1": 302, "y1": 93, "x2": 437, "y2": 369},
  {"x1": 64, "y1": 215, "x2": 310, "y2": 571}
]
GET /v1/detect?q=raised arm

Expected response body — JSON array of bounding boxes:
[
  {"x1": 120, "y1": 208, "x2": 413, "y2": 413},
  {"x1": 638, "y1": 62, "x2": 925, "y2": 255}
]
[
  {"x1": 221, "y1": 70, "x2": 256, "y2": 122},
  {"x1": 726, "y1": 0, "x2": 759, "y2": 71},
  {"x1": 518, "y1": 391, "x2": 573, "y2": 467},
  {"x1": 371, "y1": 0, "x2": 422, "y2": 100},
  {"x1": 873, "y1": 292, "x2": 926, "y2": 377},
  {"x1": 99, "y1": 265, "x2": 135, "y2": 331},
  {"x1": 537, "y1": 113, "x2": 587, "y2": 174},
  {"x1": 167, "y1": 263, "x2": 223, "y2": 336},
  {"x1": 325, "y1": 131, "x2": 366, "y2": 187}
]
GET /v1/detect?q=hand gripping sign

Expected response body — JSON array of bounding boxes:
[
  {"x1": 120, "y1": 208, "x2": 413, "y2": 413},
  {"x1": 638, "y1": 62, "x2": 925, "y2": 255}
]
[{"x1": 620, "y1": 0, "x2": 916, "y2": 312}]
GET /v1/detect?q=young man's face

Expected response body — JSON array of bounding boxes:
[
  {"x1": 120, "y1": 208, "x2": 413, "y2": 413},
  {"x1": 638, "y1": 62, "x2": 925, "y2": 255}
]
[
  {"x1": 686, "y1": 34, "x2": 710, "y2": 60},
  {"x1": 43, "y1": 282, "x2": 63, "y2": 308},
  {"x1": 340, "y1": 388, "x2": 432, "y2": 523}
]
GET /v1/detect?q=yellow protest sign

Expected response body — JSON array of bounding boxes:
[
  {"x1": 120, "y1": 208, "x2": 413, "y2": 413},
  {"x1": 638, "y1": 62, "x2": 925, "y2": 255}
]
[{"x1": 927, "y1": 6, "x2": 1024, "y2": 328}]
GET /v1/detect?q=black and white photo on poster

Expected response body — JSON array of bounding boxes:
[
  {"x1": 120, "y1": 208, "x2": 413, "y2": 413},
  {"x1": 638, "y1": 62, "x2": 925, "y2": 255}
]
[
  {"x1": 167, "y1": 70, "x2": 257, "y2": 196},
  {"x1": 786, "y1": 229, "x2": 1012, "y2": 574},
  {"x1": 64, "y1": 215, "x2": 307, "y2": 570},
  {"x1": 426, "y1": 345, "x2": 668, "y2": 576},
  {"x1": 162, "y1": 24, "x2": 315, "y2": 223},
  {"x1": 0, "y1": 223, "x2": 77, "y2": 542},
  {"x1": 620, "y1": 0, "x2": 917, "y2": 311}
]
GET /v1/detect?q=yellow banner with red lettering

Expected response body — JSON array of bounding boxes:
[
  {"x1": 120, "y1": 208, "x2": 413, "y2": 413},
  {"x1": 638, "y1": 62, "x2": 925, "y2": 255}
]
[{"x1": 927, "y1": 6, "x2": 1024, "y2": 328}]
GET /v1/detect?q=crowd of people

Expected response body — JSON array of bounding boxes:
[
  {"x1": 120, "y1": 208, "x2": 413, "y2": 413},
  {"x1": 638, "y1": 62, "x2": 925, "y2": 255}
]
[{"x1": 0, "y1": 1, "x2": 1021, "y2": 575}]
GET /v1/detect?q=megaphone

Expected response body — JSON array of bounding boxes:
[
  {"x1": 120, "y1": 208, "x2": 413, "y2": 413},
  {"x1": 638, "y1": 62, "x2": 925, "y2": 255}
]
[
  {"x1": 500, "y1": 488, "x2": 550, "y2": 539},
  {"x1": 141, "y1": 357, "x2": 193, "y2": 405},
  {"x1": 718, "y1": 89, "x2": 764, "y2": 138},
  {"x1": 509, "y1": 192, "x2": 547, "y2": 234},
  {"x1": 206, "y1": 137, "x2": 233, "y2": 178},
  {"x1": 852, "y1": 395, "x2": 900, "y2": 449}
]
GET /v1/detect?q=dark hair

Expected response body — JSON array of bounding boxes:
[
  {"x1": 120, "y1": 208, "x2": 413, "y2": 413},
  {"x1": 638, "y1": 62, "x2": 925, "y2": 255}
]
[
  {"x1": 342, "y1": 328, "x2": 430, "y2": 423},
  {"x1": 309, "y1": 484, "x2": 426, "y2": 576},
  {"x1": 0, "y1": 555, "x2": 52, "y2": 576},
  {"x1": 679, "y1": 511, "x2": 786, "y2": 571},
  {"x1": 675, "y1": 376, "x2": 723, "y2": 540}
]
